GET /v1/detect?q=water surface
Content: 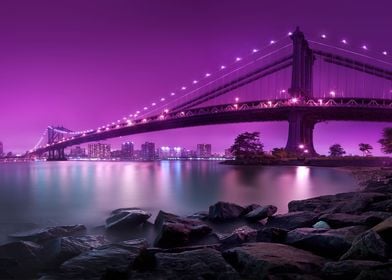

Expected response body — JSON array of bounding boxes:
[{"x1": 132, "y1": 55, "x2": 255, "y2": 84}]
[{"x1": 0, "y1": 161, "x2": 357, "y2": 244}]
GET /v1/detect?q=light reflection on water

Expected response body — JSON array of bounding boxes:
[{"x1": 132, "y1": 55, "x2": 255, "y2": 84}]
[{"x1": 0, "y1": 161, "x2": 357, "y2": 243}]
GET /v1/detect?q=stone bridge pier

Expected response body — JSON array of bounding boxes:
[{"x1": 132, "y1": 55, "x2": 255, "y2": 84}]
[{"x1": 285, "y1": 110, "x2": 317, "y2": 156}]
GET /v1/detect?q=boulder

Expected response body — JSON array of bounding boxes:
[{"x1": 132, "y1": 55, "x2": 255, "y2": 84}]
[
  {"x1": 241, "y1": 204, "x2": 262, "y2": 216},
  {"x1": 223, "y1": 242, "x2": 325, "y2": 279},
  {"x1": 340, "y1": 230, "x2": 388, "y2": 261},
  {"x1": 154, "y1": 211, "x2": 212, "y2": 248},
  {"x1": 372, "y1": 216, "x2": 392, "y2": 242},
  {"x1": 9, "y1": 225, "x2": 86, "y2": 243},
  {"x1": 0, "y1": 241, "x2": 43, "y2": 278},
  {"x1": 217, "y1": 226, "x2": 258, "y2": 245},
  {"x1": 322, "y1": 260, "x2": 383, "y2": 280},
  {"x1": 285, "y1": 226, "x2": 367, "y2": 258},
  {"x1": 244, "y1": 205, "x2": 277, "y2": 221},
  {"x1": 319, "y1": 212, "x2": 389, "y2": 228},
  {"x1": 105, "y1": 209, "x2": 151, "y2": 230},
  {"x1": 57, "y1": 239, "x2": 147, "y2": 279},
  {"x1": 42, "y1": 235, "x2": 109, "y2": 266},
  {"x1": 208, "y1": 201, "x2": 245, "y2": 221},
  {"x1": 256, "y1": 227, "x2": 288, "y2": 243},
  {"x1": 313, "y1": 221, "x2": 331, "y2": 229},
  {"x1": 130, "y1": 248, "x2": 240, "y2": 279},
  {"x1": 355, "y1": 263, "x2": 392, "y2": 280},
  {"x1": 265, "y1": 211, "x2": 319, "y2": 230},
  {"x1": 288, "y1": 192, "x2": 389, "y2": 214},
  {"x1": 368, "y1": 199, "x2": 392, "y2": 212}
]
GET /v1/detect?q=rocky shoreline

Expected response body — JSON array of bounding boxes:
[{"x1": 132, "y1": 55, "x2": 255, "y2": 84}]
[{"x1": 1, "y1": 171, "x2": 392, "y2": 279}]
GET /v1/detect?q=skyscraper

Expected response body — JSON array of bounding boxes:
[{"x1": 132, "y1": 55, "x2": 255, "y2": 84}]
[
  {"x1": 141, "y1": 142, "x2": 155, "y2": 160},
  {"x1": 0, "y1": 142, "x2": 3, "y2": 157},
  {"x1": 121, "y1": 142, "x2": 134, "y2": 159},
  {"x1": 196, "y1": 144, "x2": 212, "y2": 158},
  {"x1": 88, "y1": 143, "x2": 111, "y2": 159}
]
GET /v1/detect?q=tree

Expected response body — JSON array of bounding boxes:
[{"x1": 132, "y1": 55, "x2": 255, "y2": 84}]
[
  {"x1": 328, "y1": 144, "x2": 346, "y2": 157},
  {"x1": 271, "y1": 147, "x2": 289, "y2": 159},
  {"x1": 359, "y1": 143, "x2": 373, "y2": 156},
  {"x1": 230, "y1": 132, "x2": 264, "y2": 160},
  {"x1": 379, "y1": 127, "x2": 392, "y2": 154}
]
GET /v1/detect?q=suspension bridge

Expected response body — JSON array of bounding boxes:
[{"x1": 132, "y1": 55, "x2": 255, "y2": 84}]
[{"x1": 27, "y1": 27, "x2": 392, "y2": 160}]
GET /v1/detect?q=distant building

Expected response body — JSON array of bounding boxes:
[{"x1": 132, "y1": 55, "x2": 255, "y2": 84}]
[
  {"x1": 88, "y1": 143, "x2": 111, "y2": 159},
  {"x1": 111, "y1": 150, "x2": 122, "y2": 159},
  {"x1": 196, "y1": 144, "x2": 212, "y2": 158},
  {"x1": 224, "y1": 148, "x2": 233, "y2": 158},
  {"x1": 133, "y1": 150, "x2": 142, "y2": 160},
  {"x1": 0, "y1": 142, "x2": 3, "y2": 157},
  {"x1": 141, "y1": 142, "x2": 155, "y2": 160},
  {"x1": 158, "y1": 146, "x2": 182, "y2": 159},
  {"x1": 69, "y1": 146, "x2": 86, "y2": 158},
  {"x1": 121, "y1": 142, "x2": 134, "y2": 159}
]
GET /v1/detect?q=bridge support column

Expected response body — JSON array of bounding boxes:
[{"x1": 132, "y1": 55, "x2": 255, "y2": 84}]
[
  {"x1": 285, "y1": 111, "x2": 316, "y2": 156},
  {"x1": 47, "y1": 148, "x2": 67, "y2": 161}
]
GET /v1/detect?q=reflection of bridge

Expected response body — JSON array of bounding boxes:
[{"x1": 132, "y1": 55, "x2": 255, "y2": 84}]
[{"x1": 28, "y1": 27, "x2": 392, "y2": 160}]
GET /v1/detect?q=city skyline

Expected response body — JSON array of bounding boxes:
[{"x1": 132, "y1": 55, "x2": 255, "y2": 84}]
[{"x1": 1, "y1": 1, "x2": 392, "y2": 155}]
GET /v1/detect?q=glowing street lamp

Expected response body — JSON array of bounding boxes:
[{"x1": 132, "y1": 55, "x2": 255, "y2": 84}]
[
  {"x1": 298, "y1": 144, "x2": 305, "y2": 149},
  {"x1": 362, "y1": 45, "x2": 368, "y2": 50},
  {"x1": 220, "y1": 65, "x2": 226, "y2": 70},
  {"x1": 321, "y1": 34, "x2": 327, "y2": 39},
  {"x1": 329, "y1": 91, "x2": 336, "y2": 97},
  {"x1": 235, "y1": 97, "x2": 239, "y2": 102},
  {"x1": 341, "y1": 39, "x2": 347, "y2": 44},
  {"x1": 270, "y1": 40, "x2": 276, "y2": 44},
  {"x1": 383, "y1": 51, "x2": 388, "y2": 56},
  {"x1": 252, "y1": 49, "x2": 259, "y2": 53},
  {"x1": 291, "y1": 97, "x2": 298, "y2": 104},
  {"x1": 235, "y1": 57, "x2": 242, "y2": 62}
]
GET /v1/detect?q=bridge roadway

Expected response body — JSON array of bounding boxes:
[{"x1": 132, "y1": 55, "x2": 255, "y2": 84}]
[{"x1": 33, "y1": 97, "x2": 392, "y2": 154}]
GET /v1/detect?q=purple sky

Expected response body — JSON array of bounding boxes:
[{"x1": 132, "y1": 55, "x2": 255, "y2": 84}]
[{"x1": 1, "y1": 0, "x2": 391, "y2": 155}]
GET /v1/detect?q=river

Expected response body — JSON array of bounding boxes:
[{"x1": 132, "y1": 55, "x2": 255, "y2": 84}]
[{"x1": 0, "y1": 161, "x2": 358, "y2": 244}]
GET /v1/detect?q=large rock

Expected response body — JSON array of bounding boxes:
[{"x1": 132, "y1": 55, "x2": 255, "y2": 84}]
[
  {"x1": 288, "y1": 192, "x2": 389, "y2": 214},
  {"x1": 318, "y1": 212, "x2": 390, "y2": 228},
  {"x1": 223, "y1": 242, "x2": 325, "y2": 279},
  {"x1": 130, "y1": 248, "x2": 240, "y2": 279},
  {"x1": 9, "y1": 225, "x2": 86, "y2": 243},
  {"x1": 208, "y1": 201, "x2": 245, "y2": 221},
  {"x1": 244, "y1": 205, "x2": 277, "y2": 221},
  {"x1": 256, "y1": 227, "x2": 288, "y2": 243},
  {"x1": 372, "y1": 216, "x2": 392, "y2": 239},
  {"x1": 105, "y1": 208, "x2": 151, "y2": 230},
  {"x1": 241, "y1": 204, "x2": 262, "y2": 216},
  {"x1": 57, "y1": 239, "x2": 147, "y2": 279},
  {"x1": 42, "y1": 235, "x2": 109, "y2": 266},
  {"x1": 322, "y1": 260, "x2": 384, "y2": 280},
  {"x1": 368, "y1": 199, "x2": 392, "y2": 212},
  {"x1": 154, "y1": 211, "x2": 212, "y2": 248},
  {"x1": 0, "y1": 241, "x2": 43, "y2": 278},
  {"x1": 340, "y1": 230, "x2": 388, "y2": 261},
  {"x1": 265, "y1": 211, "x2": 319, "y2": 230},
  {"x1": 355, "y1": 263, "x2": 392, "y2": 280},
  {"x1": 217, "y1": 226, "x2": 258, "y2": 245},
  {"x1": 285, "y1": 226, "x2": 367, "y2": 258}
]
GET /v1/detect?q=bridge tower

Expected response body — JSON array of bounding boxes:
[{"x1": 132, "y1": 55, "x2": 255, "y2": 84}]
[
  {"x1": 47, "y1": 126, "x2": 67, "y2": 161},
  {"x1": 286, "y1": 27, "x2": 317, "y2": 155}
]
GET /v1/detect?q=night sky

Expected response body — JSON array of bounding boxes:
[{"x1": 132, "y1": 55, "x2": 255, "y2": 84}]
[{"x1": 1, "y1": 0, "x2": 391, "y2": 155}]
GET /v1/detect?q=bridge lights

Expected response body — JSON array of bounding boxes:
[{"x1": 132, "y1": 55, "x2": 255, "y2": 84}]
[
  {"x1": 164, "y1": 109, "x2": 169, "y2": 113},
  {"x1": 270, "y1": 40, "x2": 276, "y2": 45},
  {"x1": 318, "y1": 99, "x2": 323, "y2": 105},
  {"x1": 268, "y1": 101, "x2": 272, "y2": 107},
  {"x1": 235, "y1": 97, "x2": 239, "y2": 102},
  {"x1": 160, "y1": 98, "x2": 165, "y2": 101},
  {"x1": 252, "y1": 49, "x2": 259, "y2": 53},
  {"x1": 304, "y1": 149, "x2": 309, "y2": 154},
  {"x1": 142, "y1": 119, "x2": 147, "y2": 123},
  {"x1": 181, "y1": 86, "x2": 187, "y2": 90},
  {"x1": 329, "y1": 91, "x2": 336, "y2": 97},
  {"x1": 362, "y1": 45, "x2": 368, "y2": 50},
  {"x1": 235, "y1": 57, "x2": 242, "y2": 62},
  {"x1": 152, "y1": 102, "x2": 156, "y2": 106},
  {"x1": 136, "y1": 111, "x2": 140, "y2": 114},
  {"x1": 159, "y1": 115, "x2": 165, "y2": 120},
  {"x1": 383, "y1": 51, "x2": 388, "y2": 56},
  {"x1": 298, "y1": 144, "x2": 305, "y2": 149},
  {"x1": 171, "y1": 92, "x2": 176, "y2": 96},
  {"x1": 143, "y1": 107, "x2": 148, "y2": 110},
  {"x1": 290, "y1": 97, "x2": 298, "y2": 104},
  {"x1": 234, "y1": 104, "x2": 238, "y2": 109},
  {"x1": 321, "y1": 34, "x2": 327, "y2": 39},
  {"x1": 193, "y1": 80, "x2": 198, "y2": 84},
  {"x1": 220, "y1": 65, "x2": 226, "y2": 70},
  {"x1": 205, "y1": 73, "x2": 211, "y2": 77},
  {"x1": 341, "y1": 39, "x2": 347, "y2": 44},
  {"x1": 288, "y1": 32, "x2": 293, "y2": 36}
]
